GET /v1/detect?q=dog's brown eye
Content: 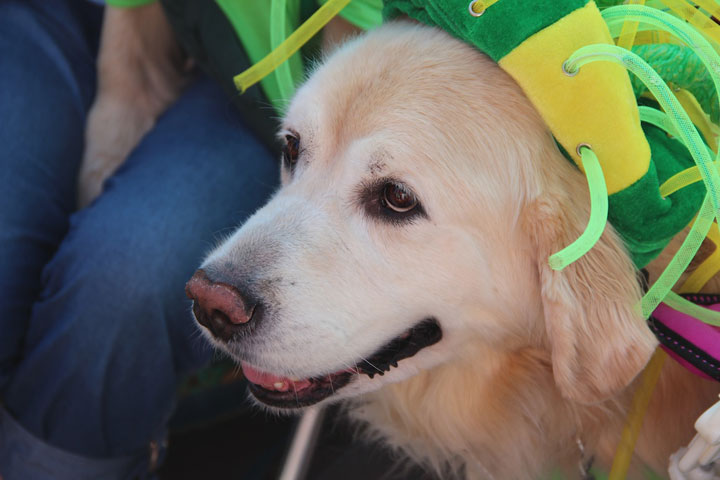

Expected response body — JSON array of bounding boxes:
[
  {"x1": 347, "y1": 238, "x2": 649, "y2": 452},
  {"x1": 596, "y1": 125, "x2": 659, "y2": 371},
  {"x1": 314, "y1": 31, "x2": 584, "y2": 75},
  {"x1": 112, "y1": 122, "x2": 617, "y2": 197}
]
[
  {"x1": 382, "y1": 183, "x2": 417, "y2": 213},
  {"x1": 282, "y1": 133, "x2": 300, "y2": 169},
  {"x1": 359, "y1": 178, "x2": 426, "y2": 224}
]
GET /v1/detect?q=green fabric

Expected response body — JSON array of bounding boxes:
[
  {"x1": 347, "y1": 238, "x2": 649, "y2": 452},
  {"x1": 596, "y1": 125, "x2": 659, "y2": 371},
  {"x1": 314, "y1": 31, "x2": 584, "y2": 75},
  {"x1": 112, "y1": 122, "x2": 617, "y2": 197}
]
[
  {"x1": 270, "y1": 0, "x2": 302, "y2": 107},
  {"x1": 608, "y1": 122, "x2": 706, "y2": 268},
  {"x1": 218, "y1": 0, "x2": 382, "y2": 109},
  {"x1": 594, "y1": 0, "x2": 625, "y2": 8},
  {"x1": 383, "y1": 0, "x2": 589, "y2": 62},
  {"x1": 160, "y1": 0, "x2": 281, "y2": 153},
  {"x1": 161, "y1": 0, "x2": 383, "y2": 147},
  {"x1": 106, "y1": 0, "x2": 156, "y2": 6},
  {"x1": 631, "y1": 43, "x2": 719, "y2": 123}
]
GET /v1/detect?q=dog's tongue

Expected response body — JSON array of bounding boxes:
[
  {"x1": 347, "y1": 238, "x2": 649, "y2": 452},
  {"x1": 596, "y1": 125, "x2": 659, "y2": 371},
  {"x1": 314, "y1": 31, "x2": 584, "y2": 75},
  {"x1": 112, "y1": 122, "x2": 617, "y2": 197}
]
[{"x1": 241, "y1": 362, "x2": 312, "y2": 392}]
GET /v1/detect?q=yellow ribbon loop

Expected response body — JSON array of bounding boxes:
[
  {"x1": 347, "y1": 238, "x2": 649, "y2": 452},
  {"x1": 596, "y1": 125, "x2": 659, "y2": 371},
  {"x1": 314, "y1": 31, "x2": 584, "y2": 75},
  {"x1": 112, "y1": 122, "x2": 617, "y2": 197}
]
[
  {"x1": 234, "y1": 0, "x2": 351, "y2": 94},
  {"x1": 680, "y1": 221, "x2": 720, "y2": 293},
  {"x1": 608, "y1": 349, "x2": 667, "y2": 480},
  {"x1": 659, "y1": 0, "x2": 720, "y2": 45},
  {"x1": 617, "y1": 0, "x2": 646, "y2": 50}
]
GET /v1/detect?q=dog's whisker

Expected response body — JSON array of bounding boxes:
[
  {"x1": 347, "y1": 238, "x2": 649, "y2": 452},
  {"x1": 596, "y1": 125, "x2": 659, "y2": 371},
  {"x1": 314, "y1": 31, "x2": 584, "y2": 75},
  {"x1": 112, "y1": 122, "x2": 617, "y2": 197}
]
[
  {"x1": 355, "y1": 355, "x2": 383, "y2": 373},
  {"x1": 363, "y1": 360, "x2": 383, "y2": 374},
  {"x1": 252, "y1": 178, "x2": 281, "y2": 191},
  {"x1": 340, "y1": 345, "x2": 384, "y2": 374},
  {"x1": 292, "y1": 381, "x2": 300, "y2": 407}
]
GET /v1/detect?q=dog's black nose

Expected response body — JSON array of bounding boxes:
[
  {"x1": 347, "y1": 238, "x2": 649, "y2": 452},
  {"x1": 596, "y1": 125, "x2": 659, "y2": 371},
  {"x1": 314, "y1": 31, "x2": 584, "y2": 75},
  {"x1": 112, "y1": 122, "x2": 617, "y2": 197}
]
[{"x1": 185, "y1": 269, "x2": 259, "y2": 341}]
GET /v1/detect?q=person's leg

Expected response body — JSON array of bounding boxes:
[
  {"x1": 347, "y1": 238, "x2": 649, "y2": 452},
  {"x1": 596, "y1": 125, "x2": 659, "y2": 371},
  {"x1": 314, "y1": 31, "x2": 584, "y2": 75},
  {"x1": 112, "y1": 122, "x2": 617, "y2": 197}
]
[
  {"x1": 0, "y1": 0, "x2": 101, "y2": 390},
  {"x1": 1, "y1": 75, "x2": 279, "y2": 479}
]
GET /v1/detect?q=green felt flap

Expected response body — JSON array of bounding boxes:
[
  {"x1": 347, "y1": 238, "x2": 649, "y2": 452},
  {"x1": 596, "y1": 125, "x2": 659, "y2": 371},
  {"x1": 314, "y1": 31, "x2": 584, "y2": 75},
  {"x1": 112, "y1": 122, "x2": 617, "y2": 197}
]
[
  {"x1": 608, "y1": 122, "x2": 706, "y2": 268},
  {"x1": 383, "y1": 0, "x2": 589, "y2": 62}
]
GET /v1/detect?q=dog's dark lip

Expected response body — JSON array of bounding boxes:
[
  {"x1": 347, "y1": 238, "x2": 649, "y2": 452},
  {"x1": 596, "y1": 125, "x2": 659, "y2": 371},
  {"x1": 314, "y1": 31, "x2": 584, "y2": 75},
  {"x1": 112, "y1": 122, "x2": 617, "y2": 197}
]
[{"x1": 247, "y1": 318, "x2": 442, "y2": 409}]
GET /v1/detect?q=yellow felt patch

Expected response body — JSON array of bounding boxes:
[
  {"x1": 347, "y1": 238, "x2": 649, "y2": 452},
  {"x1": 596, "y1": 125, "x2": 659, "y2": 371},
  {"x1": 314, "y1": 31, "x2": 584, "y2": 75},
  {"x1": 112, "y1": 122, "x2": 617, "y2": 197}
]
[
  {"x1": 499, "y1": 2, "x2": 650, "y2": 195},
  {"x1": 632, "y1": 30, "x2": 673, "y2": 45}
]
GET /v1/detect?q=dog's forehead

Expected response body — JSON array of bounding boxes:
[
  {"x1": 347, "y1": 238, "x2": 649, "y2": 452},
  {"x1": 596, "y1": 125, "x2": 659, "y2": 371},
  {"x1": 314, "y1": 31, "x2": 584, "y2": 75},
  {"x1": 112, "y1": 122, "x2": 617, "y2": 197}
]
[
  {"x1": 279, "y1": 21, "x2": 547, "y2": 208},
  {"x1": 284, "y1": 23, "x2": 492, "y2": 150}
]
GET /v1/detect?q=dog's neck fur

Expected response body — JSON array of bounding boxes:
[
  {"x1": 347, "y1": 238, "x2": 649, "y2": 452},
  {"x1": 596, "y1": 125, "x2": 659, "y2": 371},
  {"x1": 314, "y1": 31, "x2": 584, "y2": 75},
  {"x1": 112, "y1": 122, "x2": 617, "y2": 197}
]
[
  {"x1": 351, "y1": 345, "x2": 592, "y2": 479},
  {"x1": 351, "y1": 341, "x2": 717, "y2": 479}
]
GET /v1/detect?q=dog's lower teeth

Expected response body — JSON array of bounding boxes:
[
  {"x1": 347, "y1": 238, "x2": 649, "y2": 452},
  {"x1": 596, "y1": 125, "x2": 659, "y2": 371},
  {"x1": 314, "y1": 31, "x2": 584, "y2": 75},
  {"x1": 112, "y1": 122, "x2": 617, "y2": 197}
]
[{"x1": 274, "y1": 381, "x2": 287, "y2": 390}]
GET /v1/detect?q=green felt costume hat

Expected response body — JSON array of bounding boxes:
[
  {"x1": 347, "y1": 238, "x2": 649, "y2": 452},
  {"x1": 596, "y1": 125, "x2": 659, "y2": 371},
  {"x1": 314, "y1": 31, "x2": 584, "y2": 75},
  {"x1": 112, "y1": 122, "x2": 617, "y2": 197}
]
[{"x1": 383, "y1": 0, "x2": 711, "y2": 269}]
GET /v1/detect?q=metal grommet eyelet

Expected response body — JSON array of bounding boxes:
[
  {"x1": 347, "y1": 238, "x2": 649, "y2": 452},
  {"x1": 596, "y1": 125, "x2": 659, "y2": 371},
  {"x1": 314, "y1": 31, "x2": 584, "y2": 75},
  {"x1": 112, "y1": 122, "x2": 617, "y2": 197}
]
[
  {"x1": 468, "y1": 0, "x2": 485, "y2": 17},
  {"x1": 576, "y1": 143, "x2": 592, "y2": 156},
  {"x1": 562, "y1": 60, "x2": 579, "y2": 77}
]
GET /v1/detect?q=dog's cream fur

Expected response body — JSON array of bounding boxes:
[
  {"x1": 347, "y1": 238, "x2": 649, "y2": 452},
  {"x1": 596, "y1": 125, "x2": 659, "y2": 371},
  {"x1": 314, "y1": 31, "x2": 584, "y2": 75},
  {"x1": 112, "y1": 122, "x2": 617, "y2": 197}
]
[
  {"x1": 195, "y1": 23, "x2": 720, "y2": 479},
  {"x1": 78, "y1": 3, "x2": 190, "y2": 207}
]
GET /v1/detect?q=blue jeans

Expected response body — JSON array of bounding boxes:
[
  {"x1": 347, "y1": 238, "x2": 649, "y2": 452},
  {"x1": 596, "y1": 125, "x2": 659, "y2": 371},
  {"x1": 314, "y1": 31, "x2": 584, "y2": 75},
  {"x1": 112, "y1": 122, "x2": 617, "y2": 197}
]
[{"x1": 0, "y1": 1, "x2": 278, "y2": 478}]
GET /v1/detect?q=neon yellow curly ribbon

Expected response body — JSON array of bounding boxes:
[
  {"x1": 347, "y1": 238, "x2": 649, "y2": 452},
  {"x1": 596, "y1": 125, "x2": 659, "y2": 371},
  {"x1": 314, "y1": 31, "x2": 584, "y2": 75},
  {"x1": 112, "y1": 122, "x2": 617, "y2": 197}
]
[{"x1": 234, "y1": 0, "x2": 351, "y2": 94}]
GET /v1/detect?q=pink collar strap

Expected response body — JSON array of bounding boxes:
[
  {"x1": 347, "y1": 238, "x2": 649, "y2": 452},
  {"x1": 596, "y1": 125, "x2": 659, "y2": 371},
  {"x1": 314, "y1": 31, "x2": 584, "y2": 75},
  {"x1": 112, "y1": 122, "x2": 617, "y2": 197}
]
[{"x1": 650, "y1": 294, "x2": 720, "y2": 382}]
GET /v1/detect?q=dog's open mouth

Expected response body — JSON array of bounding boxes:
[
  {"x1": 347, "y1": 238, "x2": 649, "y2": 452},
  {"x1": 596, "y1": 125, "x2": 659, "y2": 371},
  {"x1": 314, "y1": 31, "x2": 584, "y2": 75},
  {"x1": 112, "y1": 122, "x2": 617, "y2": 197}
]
[{"x1": 243, "y1": 318, "x2": 442, "y2": 408}]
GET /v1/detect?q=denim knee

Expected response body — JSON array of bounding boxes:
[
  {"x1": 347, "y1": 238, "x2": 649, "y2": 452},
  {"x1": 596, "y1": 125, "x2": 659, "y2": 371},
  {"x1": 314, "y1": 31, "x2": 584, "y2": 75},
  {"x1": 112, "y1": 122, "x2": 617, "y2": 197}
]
[
  {"x1": 0, "y1": 0, "x2": 100, "y2": 389},
  {"x1": 2, "y1": 72, "x2": 278, "y2": 465},
  {"x1": 3, "y1": 201, "x2": 211, "y2": 458}
]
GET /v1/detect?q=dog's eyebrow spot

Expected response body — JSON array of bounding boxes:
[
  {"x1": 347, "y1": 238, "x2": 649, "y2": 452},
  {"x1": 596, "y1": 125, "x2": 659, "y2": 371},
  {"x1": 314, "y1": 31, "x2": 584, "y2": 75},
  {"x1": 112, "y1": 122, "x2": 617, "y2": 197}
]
[{"x1": 368, "y1": 153, "x2": 388, "y2": 176}]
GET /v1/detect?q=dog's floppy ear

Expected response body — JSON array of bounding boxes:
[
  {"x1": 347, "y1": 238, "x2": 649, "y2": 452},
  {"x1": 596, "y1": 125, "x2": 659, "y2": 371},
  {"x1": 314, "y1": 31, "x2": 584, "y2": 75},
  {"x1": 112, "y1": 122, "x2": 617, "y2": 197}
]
[{"x1": 525, "y1": 191, "x2": 657, "y2": 404}]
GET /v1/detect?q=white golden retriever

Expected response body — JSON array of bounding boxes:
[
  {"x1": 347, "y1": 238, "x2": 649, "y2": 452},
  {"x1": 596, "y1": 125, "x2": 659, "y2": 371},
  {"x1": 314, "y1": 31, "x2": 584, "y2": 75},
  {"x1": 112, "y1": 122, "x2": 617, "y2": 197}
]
[
  {"x1": 183, "y1": 21, "x2": 720, "y2": 479},
  {"x1": 85, "y1": 7, "x2": 719, "y2": 477}
]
